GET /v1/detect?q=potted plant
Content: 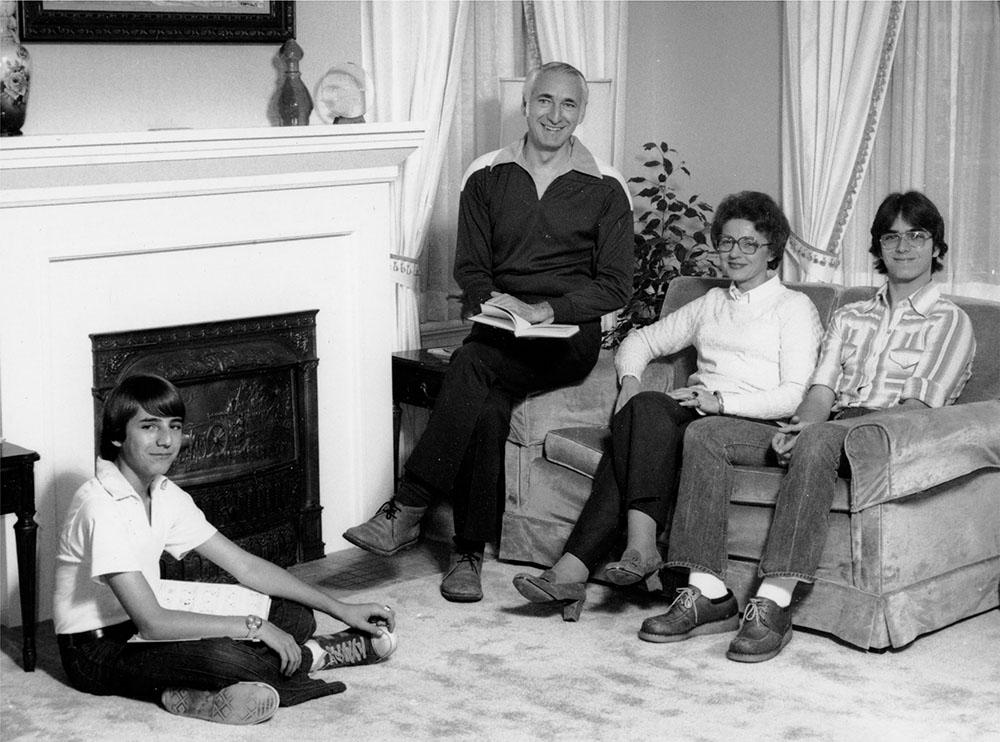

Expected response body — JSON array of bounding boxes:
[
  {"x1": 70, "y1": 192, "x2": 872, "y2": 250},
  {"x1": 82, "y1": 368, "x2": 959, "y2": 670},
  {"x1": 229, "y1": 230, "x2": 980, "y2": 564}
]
[{"x1": 603, "y1": 141, "x2": 720, "y2": 348}]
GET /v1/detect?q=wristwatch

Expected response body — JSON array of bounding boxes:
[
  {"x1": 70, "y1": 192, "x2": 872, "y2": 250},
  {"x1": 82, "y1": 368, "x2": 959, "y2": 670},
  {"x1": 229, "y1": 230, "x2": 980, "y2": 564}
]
[{"x1": 245, "y1": 614, "x2": 263, "y2": 640}]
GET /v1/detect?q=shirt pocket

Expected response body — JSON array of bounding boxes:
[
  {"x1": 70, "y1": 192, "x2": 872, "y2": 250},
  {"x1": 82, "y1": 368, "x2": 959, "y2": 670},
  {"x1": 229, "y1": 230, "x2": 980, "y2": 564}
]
[{"x1": 888, "y1": 348, "x2": 922, "y2": 371}]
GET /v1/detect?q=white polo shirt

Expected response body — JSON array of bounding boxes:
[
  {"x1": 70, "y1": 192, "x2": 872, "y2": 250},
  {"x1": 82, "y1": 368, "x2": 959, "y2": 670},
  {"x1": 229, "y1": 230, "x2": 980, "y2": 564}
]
[{"x1": 53, "y1": 458, "x2": 217, "y2": 635}]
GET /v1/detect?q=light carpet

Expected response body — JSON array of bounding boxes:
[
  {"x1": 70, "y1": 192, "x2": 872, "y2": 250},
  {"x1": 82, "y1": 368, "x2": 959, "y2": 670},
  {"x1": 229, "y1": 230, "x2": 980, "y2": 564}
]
[{"x1": 2, "y1": 556, "x2": 999, "y2": 742}]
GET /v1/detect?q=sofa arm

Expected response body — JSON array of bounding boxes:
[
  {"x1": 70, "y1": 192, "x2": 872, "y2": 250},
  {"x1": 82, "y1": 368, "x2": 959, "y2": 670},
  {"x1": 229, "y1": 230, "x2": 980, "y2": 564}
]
[
  {"x1": 507, "y1": 350, "x2": 677, "y2": 447},
  {"x1": 844, "y1": 400, "x2": 1000, "y2": 511}
]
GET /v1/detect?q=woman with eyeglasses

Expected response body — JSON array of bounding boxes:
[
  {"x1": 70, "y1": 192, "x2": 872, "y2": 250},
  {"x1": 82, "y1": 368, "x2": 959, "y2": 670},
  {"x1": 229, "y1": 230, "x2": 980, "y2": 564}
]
[{"x1": 513, "y1": 191, "x2": 824, "y2": 620}]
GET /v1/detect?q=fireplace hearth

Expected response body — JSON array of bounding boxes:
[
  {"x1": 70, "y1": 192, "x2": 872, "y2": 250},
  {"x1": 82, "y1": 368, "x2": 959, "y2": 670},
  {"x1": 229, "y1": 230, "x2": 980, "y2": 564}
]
[{"x1": 91, "y1": 311, "x2": 323, "y2": 582}]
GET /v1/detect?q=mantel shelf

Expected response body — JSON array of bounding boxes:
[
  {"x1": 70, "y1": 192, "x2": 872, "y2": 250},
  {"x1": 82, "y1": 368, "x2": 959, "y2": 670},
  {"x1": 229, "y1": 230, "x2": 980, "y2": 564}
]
[{"x1": 0, "y1": 122, "x2": 425, "y2": 199}]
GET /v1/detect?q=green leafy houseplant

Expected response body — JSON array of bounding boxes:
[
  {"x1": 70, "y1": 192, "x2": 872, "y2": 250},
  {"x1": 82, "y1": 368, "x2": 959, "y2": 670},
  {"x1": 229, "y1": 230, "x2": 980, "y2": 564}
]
[{"x1": 603, "y1": 142, "x2": 720, "y2": 348}]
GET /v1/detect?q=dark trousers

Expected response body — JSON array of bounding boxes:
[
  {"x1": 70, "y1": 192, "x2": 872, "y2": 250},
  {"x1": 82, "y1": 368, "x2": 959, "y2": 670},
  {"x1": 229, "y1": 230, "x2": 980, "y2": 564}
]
[
  {"x1": 563, "y1": 392, "x2": 700, "y2": 569},
  {"x1": 404, "y1": 322, "x2": 600, "y2": 544},
  {"x1": 58, "y1": 599, "x2": 343, "y2": 707}
]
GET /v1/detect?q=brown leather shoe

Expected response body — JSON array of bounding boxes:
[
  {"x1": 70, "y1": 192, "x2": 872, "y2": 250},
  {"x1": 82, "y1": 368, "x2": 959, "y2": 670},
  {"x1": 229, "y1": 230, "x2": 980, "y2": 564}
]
[
  {"x1": 440, "y1": 549, "x2": 484, "y2": 603},
  {"x1": 638, "y1": 586, "x2": 739, "y2": 643},
  {"x1": 726, "y1": 597, "x2": 792, "y2": 662},
  {"x1": 342, "y1": 499, "x2": 425, "y2": 556}
]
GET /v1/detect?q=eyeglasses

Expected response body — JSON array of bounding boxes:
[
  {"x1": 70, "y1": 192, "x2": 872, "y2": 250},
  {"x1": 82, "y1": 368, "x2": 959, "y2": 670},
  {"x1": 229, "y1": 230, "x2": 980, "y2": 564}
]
[
  {"x1": 715, "y1": 236, "x2": 771, "y2": 255},
  {"x1": 879, "y1": 230, "x2": 931, "y2": 250}
]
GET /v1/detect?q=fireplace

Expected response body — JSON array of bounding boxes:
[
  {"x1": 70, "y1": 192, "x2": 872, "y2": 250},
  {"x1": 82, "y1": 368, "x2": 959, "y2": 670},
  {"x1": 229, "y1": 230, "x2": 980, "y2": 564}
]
[{"x1": 91, "y1": 311, "x2": 323, "y2": 582}]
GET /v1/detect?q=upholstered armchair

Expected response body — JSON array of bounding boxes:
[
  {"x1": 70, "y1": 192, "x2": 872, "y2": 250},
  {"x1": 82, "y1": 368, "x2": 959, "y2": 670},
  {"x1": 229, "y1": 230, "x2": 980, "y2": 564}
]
[{"x1": 499, "y1": 276, "x2": 1000, "y2": 649}]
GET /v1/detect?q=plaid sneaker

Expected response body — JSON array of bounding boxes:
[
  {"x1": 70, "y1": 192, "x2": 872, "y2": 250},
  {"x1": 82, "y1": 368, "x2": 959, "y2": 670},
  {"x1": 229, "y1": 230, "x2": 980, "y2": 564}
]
[{"x1": 314, "y1": 627, "x2": 397, "y2": 670}]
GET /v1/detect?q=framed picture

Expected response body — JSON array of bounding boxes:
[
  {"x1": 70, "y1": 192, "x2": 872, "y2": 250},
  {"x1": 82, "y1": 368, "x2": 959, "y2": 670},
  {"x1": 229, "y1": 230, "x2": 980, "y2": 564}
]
[{"x1": 17, "y1": 1, "x2": 295, "y2": 43}]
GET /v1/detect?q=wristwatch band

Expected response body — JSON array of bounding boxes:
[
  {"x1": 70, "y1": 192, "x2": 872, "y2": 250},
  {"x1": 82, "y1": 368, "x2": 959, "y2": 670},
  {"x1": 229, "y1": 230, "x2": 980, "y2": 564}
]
[{"x1": 713, "y1": 391, "x2": 726, "y2": 415}]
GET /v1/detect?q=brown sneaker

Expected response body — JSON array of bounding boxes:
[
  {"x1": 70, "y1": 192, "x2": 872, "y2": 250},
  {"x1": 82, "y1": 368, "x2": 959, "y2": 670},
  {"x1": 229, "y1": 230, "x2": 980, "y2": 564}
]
[
  {"x1": 314, "y1": 627, "x2": 397, "y2": 670},
  {"x1": 638, "y1": 586, "x2": 739, "y2": 643},
  {"x1": 440, "y1": 550, "x2": 484, "y2": 603},
  {"x1": 726, "y1": 597, "x2": 792, "y2": 663},
  {"x1": 161, "y1": 682, "x2": 279, "y2": 725},
  {"x1": 342, "y1": 499, "x2": 426, "y2": 556}
]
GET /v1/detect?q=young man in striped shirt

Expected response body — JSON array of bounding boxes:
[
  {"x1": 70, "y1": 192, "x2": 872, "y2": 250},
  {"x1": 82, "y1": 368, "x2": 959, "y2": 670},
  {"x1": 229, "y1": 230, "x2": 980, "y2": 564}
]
[{"x1": 640, "y1": 191, "x2": 976, "y2": 662}]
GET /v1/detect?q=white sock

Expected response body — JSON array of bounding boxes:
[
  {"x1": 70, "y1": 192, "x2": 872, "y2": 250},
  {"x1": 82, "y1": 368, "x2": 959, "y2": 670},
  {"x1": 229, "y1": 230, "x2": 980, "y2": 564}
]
[
  {"x1": 688, "y1": 571, "x2": 728, "y2": 599},
  {"x1": 756, "y1": 577, "x2": 797, "y2": 608},
  {"x1": 305, "y1": 639, "x2": 326, "y2": 673}
]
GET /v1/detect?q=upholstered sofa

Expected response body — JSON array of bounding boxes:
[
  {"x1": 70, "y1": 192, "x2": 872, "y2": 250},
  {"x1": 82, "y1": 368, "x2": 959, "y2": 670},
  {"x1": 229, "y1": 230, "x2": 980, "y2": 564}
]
[{"x1": 498, "y1": 276, "x2": 1000, "y2": 650}]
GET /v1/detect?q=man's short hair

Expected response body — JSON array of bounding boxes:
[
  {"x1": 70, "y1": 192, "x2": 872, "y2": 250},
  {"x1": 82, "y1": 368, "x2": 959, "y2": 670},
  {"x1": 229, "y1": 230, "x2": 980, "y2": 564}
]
[
  {"x1": 869, "y1": 191, "x2": 948, "y2": 274},
  {"x1": 522, "y1": 61, "x2": 589, "y2": 107},
  {"x1": 99, "y1": 374, "x2": 185, "y2": 461},
  {"x1": 710, "y1": 191, "x2": 790, "y2": 270}
]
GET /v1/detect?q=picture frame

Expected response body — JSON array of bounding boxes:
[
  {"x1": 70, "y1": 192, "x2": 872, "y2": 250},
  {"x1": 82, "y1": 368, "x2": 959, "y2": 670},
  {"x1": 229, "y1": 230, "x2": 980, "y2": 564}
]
[{"x1": 17, "y1": 1, "x2": 295, "y2": 44}]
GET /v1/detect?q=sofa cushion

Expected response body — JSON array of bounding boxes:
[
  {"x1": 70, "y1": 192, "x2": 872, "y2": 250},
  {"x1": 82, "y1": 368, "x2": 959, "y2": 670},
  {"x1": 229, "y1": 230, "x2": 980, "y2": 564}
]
[
  {"x1": 948, "y1": 295, "x2": 1000, "y2": 402},
  {"x1": 544, "y1": 426, "x2": 609, "y2": 478}
]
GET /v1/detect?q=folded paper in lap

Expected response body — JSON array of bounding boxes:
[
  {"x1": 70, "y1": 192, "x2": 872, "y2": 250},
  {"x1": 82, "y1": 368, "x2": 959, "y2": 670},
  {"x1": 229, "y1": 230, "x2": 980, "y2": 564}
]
[{"x1": 128, "y1": 580, "x2": 272, "y2": 643}]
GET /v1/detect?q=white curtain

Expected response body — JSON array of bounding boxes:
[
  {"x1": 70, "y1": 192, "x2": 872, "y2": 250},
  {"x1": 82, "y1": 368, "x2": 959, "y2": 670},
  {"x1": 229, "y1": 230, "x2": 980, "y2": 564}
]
[
  {"x1": 780, "y1": 1, "x2": 904, "y2": 282},
  {"x1": 419, "y1": 2, "x2": 526, "y2": 328},
  {"x1": 840, "y1": 1, "x2": 1000, "y2": 301},
  {"x1": 362, "y1": 1, "x2": 471, "y2": 350},
  {"x1": 528, "y1": 0, "x2": 629, "y2": 168}
]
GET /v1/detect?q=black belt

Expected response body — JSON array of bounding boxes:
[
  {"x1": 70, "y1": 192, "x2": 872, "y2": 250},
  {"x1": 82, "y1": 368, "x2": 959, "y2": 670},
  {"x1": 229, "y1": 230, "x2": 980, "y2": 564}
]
[{"x1": 57, "y1": 620, "x2": 137, "y2": 649}]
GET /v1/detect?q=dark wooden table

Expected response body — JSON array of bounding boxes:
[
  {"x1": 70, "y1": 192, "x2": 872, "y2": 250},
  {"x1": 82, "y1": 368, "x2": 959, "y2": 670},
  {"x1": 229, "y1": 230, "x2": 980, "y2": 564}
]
[
  {"x1": 1, "y1": 442, "x2": 40, "y2": 671},
  {"x1": 391, "y1": 349, "x2": 452, "y2": 484}
]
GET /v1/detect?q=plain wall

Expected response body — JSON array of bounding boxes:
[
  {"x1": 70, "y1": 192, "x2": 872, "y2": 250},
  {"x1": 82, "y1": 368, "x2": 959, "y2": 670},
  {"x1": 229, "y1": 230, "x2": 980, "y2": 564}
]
[
  {"x1": 16, "y1": 1, "x2": 363, "y2": 134},
  {"x1": 623, "y1": 1, "x2": 782, "y2": 211}
]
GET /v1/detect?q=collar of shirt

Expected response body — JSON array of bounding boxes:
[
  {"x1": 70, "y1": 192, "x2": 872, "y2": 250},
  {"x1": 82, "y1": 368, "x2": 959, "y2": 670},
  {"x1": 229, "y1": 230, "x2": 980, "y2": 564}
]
[
  {"x1": 727, "y1": 274, "x2": 783, "y2": 305},
  {"x1": 874, "y1": 281, "x2": 942, "y2": 317},
  {"x1": 95, "y1": 457, "x2": 168, "y2": 502},
  {"x1": 489, "y1": 135, "x2": 603, "y2": 180}
]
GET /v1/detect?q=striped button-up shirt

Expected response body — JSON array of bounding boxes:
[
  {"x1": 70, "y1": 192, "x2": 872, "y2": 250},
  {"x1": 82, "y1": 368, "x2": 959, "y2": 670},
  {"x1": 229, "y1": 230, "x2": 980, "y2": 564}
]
[{"x1": 810, "y1": 282, "x2": 976, "y2": 411}]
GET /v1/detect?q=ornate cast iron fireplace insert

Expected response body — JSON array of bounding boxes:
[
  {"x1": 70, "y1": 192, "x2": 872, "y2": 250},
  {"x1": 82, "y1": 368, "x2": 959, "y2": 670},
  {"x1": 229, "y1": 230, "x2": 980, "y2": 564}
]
[{"x1": 91, "y1": 311, "x2": 323, "y2": 582}]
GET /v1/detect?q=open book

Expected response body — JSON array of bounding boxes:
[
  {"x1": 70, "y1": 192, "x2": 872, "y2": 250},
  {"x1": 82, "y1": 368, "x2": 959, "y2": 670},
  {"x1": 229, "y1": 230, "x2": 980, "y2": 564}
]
[
  {"x1": 470, "y1": 299, "x2": 579, "y2": 339},
  {"x1": 128, "y1": 580, "x2": 272, "y2": 643}
]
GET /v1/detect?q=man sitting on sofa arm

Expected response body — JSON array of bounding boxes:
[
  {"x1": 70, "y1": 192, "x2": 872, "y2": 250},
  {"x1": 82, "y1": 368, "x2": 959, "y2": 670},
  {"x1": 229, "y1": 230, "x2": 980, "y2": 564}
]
[{"x1": 640, "y1": 190, "x2": 977, "y2": 662}]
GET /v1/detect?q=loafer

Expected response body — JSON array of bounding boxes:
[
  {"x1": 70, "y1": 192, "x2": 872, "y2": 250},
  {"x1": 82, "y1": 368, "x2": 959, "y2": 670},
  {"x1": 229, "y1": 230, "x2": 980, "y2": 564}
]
[
  {"x1": 440, "y1": 549, "x2": 484, "y2": 603},
  {"x1": 161, "y1": 682, "x2": 279, "y2": 725},
  {"x1": 638, "y1": 586, "x2": 739, "y2": 643},
  {"x1": 605, "y1": 548, "x2": 665, "y2": 590},
  {"x1": 726, "y1": 597, "x2": 793, "y2": 663},
  {"x1": 343, "y1": 499, "x2": 426, "y2": 556},
  {"x1": 512, "y1": 570, "x2": 587, "y2": 621}
]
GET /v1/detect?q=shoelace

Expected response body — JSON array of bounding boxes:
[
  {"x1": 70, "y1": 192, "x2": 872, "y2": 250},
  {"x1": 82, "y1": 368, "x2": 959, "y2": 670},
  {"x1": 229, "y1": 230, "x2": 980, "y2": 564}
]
[
  {"x1": 669, "y1": 587, "x2": 699, "y2": 617},
  {"x1": 454, "y1": 551, "x2": 481, "y2": 574},
  {"x1": 376, "y1": 500, "x2": 400, "y2": 520},
  {"x1": 743, "y1": 598, "x2": 766, "y2": 625}
]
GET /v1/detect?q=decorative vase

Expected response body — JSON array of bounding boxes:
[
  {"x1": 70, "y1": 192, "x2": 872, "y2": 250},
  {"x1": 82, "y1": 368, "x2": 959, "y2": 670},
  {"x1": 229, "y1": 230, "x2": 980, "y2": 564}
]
[
  {"x1": 0, "y1": 9, "x2": 30, "y2": 136},
  {"x1": 277, "y1": 39, "x2": 312, "y2": 126}
]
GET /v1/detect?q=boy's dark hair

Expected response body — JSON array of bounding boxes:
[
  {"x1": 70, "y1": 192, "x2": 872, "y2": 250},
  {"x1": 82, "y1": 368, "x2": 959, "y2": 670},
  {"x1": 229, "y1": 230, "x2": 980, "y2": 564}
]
[
  {"x1": 710, "y1": 191, "x2": 790, "y2": 270},
  {"x1": 869, "y1": 191, "x2": 947, "y2": 274},
  {"x1": 99, "y1": 374, "x2": 185, "y2": 461}
]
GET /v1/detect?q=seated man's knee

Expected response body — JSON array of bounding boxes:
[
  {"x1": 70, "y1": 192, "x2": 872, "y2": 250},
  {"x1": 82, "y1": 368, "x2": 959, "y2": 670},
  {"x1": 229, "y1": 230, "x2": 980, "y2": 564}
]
[{"x1": 794, "y1": 422, "x2": 847, "y2": 458}]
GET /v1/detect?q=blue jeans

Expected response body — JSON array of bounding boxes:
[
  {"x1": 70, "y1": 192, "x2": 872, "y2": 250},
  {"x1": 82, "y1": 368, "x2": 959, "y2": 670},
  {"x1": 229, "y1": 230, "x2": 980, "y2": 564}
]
[
  {"x1": 58, "y1": 599, "x2": 344, "y2": 707},
  {"x1": 666, "y1": 414, "x2": 867, "y2": 583}
]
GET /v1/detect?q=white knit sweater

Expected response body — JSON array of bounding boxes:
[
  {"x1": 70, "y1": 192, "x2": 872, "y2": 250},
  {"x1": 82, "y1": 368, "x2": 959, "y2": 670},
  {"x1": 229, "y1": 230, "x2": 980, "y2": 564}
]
[{"x1": 614, "y1": 276, "x2": 824, "y2": 419}]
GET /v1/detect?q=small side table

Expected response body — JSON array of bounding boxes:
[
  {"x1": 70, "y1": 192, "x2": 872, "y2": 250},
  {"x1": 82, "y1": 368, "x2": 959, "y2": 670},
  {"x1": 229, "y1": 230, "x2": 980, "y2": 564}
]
[
  {"x1": 1, "y1": 442, "x2": 40, "y2": 672},
  {"x1": 391, "y1": 349, "x2": 452, "y2": 485}
]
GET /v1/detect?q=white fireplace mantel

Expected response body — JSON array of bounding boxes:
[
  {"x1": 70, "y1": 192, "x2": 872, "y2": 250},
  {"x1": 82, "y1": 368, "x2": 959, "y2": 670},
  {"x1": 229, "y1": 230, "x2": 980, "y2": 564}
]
[{"x1": 0, "y1": 123, "x2": 424, "y2": 626}]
